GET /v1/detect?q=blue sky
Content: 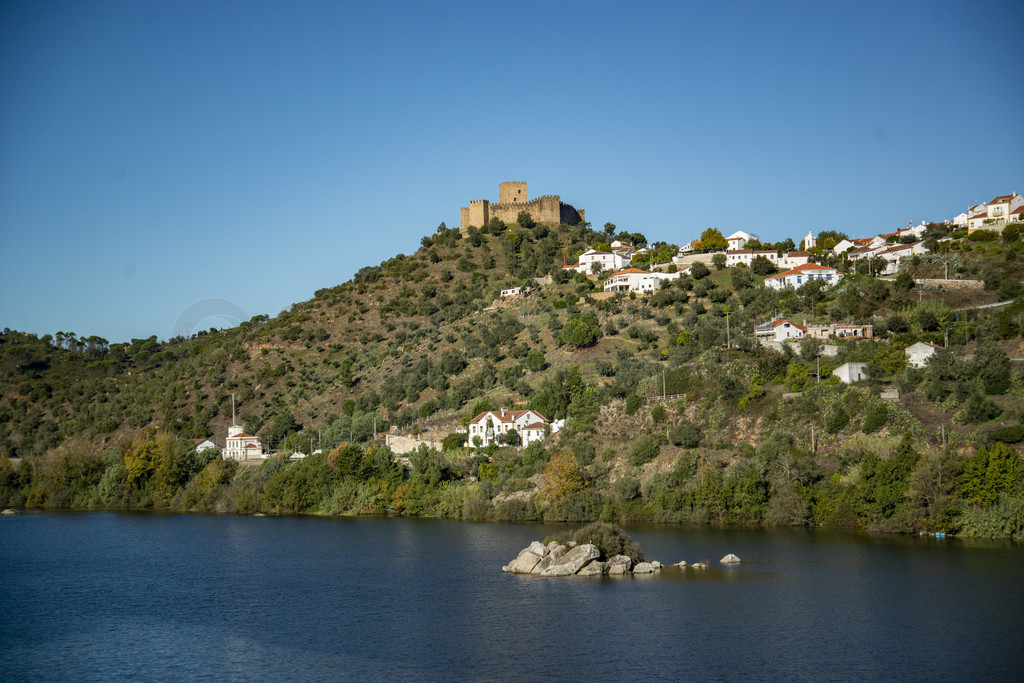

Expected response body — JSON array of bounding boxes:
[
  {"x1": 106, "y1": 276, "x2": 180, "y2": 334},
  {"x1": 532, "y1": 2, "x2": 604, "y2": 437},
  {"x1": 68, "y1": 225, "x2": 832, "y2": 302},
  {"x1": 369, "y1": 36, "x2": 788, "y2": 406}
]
[{"x1": 1, "y1": 0, "x2": 1021, "y2": 343}]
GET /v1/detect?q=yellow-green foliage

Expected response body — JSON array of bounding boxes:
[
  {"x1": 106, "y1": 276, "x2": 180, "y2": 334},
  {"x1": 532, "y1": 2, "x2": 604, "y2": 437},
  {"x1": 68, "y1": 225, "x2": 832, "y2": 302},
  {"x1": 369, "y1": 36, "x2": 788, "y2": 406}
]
[{"x1": 540, "y1": 449, "x2": 585, "y2": 500}]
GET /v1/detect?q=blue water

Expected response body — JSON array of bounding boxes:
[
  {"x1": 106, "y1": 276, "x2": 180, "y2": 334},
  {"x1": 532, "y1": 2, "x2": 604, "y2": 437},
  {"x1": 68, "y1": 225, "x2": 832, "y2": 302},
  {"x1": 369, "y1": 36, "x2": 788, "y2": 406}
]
[{"x1": 1, "y1": 512, "x2": 1022, "y2": 681}]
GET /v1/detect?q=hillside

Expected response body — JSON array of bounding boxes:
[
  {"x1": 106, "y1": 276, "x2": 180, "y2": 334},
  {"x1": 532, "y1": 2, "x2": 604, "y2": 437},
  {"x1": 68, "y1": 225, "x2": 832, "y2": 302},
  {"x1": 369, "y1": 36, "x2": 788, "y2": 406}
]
[{"x1": 2, "y1": 217, "x2": 1023, "y2": 537}]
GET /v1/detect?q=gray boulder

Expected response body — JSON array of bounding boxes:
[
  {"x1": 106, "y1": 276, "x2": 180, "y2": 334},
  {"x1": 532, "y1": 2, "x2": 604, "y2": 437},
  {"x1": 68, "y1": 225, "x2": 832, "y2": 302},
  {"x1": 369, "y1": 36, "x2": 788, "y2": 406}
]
[
  {"x1": 632, "y1": 561, "x2": 655, "y2": 574},
  {"x1": 1, "y1": 508, "x2": 18, "y2": 515},
  {"x1": 528, "y1": 541, "x2": 548, "y2": 558},
  {"x1": 607, "y1": 564, "x2": 628, "y2": 575},
  {"x1": 606, "y1": 554, "x2": 633, "y2": 572},
  {"x1": 720, "y1": 553, "x2": 741, "y2": 564},
  {"x1": 503, "y1": 547, "x2": 544, "y2": 574},
  {"x1": 577, "y1": 560, "x2": 606, "y2": 576},
  {"x1": 651, "y1": 560, "x2": 662, "y2": 569},
  {"x1": 540, "y1": 543, "x2": 600, "y2": 576}
]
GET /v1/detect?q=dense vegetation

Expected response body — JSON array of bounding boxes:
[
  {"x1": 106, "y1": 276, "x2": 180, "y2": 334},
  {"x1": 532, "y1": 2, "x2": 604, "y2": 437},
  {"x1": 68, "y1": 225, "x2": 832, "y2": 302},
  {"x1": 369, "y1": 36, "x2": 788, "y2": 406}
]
[{"x1": 2, "y1": 217, "x2": 1024, "y2": 538}]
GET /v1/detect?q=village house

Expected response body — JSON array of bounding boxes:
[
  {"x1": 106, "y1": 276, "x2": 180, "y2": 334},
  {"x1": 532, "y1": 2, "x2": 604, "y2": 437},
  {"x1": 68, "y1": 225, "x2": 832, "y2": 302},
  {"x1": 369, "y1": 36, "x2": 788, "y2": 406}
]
[
  {"x1": 725, "y1": 249, "x2": 778, "y2": 267},
  {"x1": 805, "y1": 323, "x2": 874, "y2": 340},
  {"x1": 500, "y1": 286, "x2": 531, "y2": 298},
  {"x1": 833, "y1": 362, "x2": 869, "y2": 384},
  {"x1": 193, "y1": 437, "x2": 217, "y2": 454},
  {"x1": 224, "y1": 424, "x2": 265, "y2": 460},
  {"x1": 563, "y1": 248, "x2": 632, "y2": 275},
  {"x1": 905, "y1": 341, "x2": 941, "y2": 369},
  {"x1": 603, "y1": 268, "x2": 681, "y2": 294},
  {"x1": 764, "y1": 263, "x2": 842, "y2": 290},
  {"x1": 726, "y1": 230, "x2": 754, "y2": 250},
  {"x1": 466, "y1": 409, "x2": 554, "y2": 448},
  {"x1": 968, "y1": 193, "x2": 1023, "y2": 233},
  {"x1": 754, "y1": 319, "x2": 807, "y2": 342}
]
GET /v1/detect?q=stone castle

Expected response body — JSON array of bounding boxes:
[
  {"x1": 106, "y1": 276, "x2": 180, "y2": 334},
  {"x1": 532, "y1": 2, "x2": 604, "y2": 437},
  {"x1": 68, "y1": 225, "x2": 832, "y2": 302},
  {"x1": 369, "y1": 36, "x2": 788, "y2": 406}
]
[{"x1": 460, "y1": 181, "x2": 585, "y2": 233}]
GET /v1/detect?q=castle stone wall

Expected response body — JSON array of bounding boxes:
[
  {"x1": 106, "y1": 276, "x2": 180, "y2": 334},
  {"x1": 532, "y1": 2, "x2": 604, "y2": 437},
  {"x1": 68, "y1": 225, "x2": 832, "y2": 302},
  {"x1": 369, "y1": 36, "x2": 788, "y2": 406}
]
[
  {"x1": 460, "y1": 182, "x2": 585, "y2": 232},
  {"x1": 499, "y1": 181, "x2": 528, "y2": 205}
]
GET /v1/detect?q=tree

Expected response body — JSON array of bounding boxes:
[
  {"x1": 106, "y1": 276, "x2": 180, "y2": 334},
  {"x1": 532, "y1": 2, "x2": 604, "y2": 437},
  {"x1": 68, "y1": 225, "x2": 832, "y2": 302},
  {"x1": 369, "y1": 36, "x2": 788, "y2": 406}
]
[
  {"x1": 558, "y1": 311, "x2": 602, "y2": 348},
  {"x1": 973, "y1": 339, "x2": 1010, "y2": 395},
  {"x1": 730, "y1": 265, "x2": 754, "y2": 290},
  {"x1": 525, "y1": 348, "x2": 547, "y2": 372},
  {"x1": 699, "y1": 227, "x2": 727, "y2": 251},
  {"x1": 690, "y1": 262, "x2": 710, "y2": 280},
  {"x1": 961, "y1": 443, "x2": 1022, "y2": 508},
  {"x1": 712, "y1": 253, "x2": 727, "y2": 270},
  {"x1": 517, "y1": 211, "x2": 536, "y2": 229},
  {"x1": 751, "y1": 255, "x2": 777, "y2": 276},
  {"x1": 603, "y1": 222, "x2": 616, "y2": 237},
  {"x1": 540, "y1": 449, "x2": 585, "y2": 499}
]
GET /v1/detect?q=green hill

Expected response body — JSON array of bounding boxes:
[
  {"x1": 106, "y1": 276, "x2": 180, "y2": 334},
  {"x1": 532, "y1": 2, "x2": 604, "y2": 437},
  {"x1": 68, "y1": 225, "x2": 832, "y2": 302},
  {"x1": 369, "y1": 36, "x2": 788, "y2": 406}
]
[{"x1": 2, "y1": 219, "x2": 1023, "y2": 538}]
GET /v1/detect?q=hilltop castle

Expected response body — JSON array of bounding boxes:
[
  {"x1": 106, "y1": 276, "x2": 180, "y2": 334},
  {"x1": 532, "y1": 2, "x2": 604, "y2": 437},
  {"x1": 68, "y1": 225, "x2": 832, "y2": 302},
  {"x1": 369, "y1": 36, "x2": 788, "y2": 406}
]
[{"x1": 460, "y1": 181, "x2": 585, "y2": 233}]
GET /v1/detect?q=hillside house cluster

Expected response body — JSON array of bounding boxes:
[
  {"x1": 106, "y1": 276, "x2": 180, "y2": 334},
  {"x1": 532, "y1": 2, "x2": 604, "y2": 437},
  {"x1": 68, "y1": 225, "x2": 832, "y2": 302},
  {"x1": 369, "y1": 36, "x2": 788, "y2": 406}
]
[
  {"x1": 755, "y1": 319, "x2": 874, "y2": 344},
  {"x1": 967, "y1": 193, "x2": 1024, "y2": 233},
  {"x1": 466, "y1": 409, "x2": 559, "y2": 448}
]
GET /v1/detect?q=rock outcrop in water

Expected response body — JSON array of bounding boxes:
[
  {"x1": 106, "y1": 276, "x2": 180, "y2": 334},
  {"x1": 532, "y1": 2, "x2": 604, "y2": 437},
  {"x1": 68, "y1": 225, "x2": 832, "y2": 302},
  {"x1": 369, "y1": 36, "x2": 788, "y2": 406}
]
[{"x1": 502, "y1": 541, "x2": 662, "y2": 576}]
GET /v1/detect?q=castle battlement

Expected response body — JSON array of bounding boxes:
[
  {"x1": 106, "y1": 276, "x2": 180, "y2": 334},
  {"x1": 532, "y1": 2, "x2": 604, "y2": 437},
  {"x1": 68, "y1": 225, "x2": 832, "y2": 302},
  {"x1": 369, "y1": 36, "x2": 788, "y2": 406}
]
[{"x1": 460, "y1": 183, "x2": 584, "y2": 233}]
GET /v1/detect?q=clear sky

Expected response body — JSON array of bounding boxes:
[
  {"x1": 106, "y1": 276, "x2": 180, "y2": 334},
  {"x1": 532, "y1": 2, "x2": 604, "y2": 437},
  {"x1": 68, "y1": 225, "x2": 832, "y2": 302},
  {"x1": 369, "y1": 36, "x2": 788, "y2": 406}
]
[{"x1": 1, "y1": 0, "x2": 1021, "y2": 343}]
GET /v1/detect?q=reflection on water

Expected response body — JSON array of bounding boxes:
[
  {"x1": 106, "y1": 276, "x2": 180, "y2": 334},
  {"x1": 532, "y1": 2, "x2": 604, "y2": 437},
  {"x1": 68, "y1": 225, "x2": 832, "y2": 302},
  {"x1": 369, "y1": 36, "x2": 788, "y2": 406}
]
[{"x1": 1, "y1": 513, "x2": 1022, "y2": 681}]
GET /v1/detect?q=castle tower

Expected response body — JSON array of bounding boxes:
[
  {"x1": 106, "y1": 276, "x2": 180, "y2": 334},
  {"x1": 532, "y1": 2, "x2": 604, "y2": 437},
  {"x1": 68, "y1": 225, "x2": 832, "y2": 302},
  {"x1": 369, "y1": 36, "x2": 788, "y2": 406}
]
[{"x1": 499, "y1": 181, "x2": 527, "y2": 205}]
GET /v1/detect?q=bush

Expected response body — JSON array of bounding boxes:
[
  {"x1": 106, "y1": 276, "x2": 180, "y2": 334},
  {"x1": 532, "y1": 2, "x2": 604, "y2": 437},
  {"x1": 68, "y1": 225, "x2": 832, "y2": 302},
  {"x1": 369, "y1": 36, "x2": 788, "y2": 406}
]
[
  {"x1": 690, "y1": 262, "x2": 710, "y2": 280},
  {"x1": 670, "y1": 423, "x2": 702, "y2": 448},
  {"x1": 862, "y1": 403, "x2": 888, "y2": 433},
  {"x1": 625, "y1": 394, "x2": 644, "y2": 415},
  {"x1": 825, "y1": 408, "x2": 849, "y2": 434},
  {"x1": 570, "y1": 521, "x2": 645, "y2": 562},
  {"x1": 629, "y1": 434, "x2": 662, "y2": 466},
  {"x1": 990, "y1": 425, "x2": 1024, "y2": 444}
]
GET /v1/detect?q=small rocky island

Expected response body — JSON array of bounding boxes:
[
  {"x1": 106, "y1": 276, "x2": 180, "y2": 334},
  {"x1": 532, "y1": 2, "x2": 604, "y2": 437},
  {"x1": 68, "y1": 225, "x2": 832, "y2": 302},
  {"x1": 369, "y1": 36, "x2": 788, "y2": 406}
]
[{"x1": 501, "y1": 522, "x2": 740, "y2": 576}]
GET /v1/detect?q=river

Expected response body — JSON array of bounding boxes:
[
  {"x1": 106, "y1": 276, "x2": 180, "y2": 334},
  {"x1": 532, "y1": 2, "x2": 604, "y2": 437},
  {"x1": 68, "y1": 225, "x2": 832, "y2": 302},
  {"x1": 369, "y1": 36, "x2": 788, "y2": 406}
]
[{"x1": 1, "y1": 512, "x2": 1021, "y2": 681}]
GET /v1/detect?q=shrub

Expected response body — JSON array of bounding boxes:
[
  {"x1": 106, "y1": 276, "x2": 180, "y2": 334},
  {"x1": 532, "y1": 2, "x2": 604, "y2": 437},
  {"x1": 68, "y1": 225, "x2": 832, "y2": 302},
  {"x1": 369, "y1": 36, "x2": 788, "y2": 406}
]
[
  {"x1": 862, "y1": 404, "x2": 888, "y2": 433},
  {"x1": 625, "y1": 394, "x2": 644, "y2": 415},
  {"x1": 570, "y1": 521, "x2": 645, "y2": 562},
  {"x1": 629, "y1": 434, "x2": 662, "y2": 466},
  {"x1": 990, "y1": 425, "x2": 1024, "y2": 444},
  {"x1": 825, "y1": 408, "x2": 849, "y2": 434},
  {"x1": 670, "y1": 423, "x2": 702, "y2": 448}
]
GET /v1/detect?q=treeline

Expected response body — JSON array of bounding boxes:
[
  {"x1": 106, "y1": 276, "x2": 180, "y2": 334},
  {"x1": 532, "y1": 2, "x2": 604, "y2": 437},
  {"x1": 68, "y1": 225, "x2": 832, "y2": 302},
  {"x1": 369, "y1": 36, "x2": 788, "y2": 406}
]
[{"x1": 1, "y1": 428, "x2": 1021, "y2": 540}]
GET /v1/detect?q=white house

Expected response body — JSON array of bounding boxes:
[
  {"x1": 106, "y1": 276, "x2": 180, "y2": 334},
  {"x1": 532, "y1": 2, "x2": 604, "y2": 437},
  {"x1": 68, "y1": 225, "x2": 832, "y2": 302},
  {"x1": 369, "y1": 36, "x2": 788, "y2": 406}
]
[
  {"x1": 764, "y1": 263, "x2": 842, "y2": 290},
  {"x1": 777, "y1": 251, "x2": 812, "y2": 269},
  {"x1": 603, "y1": 268, "x2": 681, "y2": 294},
  {"x1": 563, "y1": 249, "x2": 631, "y2": 275},
  {"x1": 952, "y1": 212, "x2": 969, "y2": 228},
  {"x1": 224, "y1": 424, "x2": 265, "y2": 460},
  {"x1": 500, "y1": 286, "x2": 530, "y2": 297},
  {"x1": 725, "y1": 249, "x2": 778, "y2": 267},
  {"x1": 968, "y1": 193, "x2": 1024, "y2": 233},
  {"x1": 833, "y1": 362, "x2": 868, "y2": 384},
  {"x1": 466, "y1": 409, "x2": 554, "y2": 448},
  {"x1": 754, "y1": 319, "x2": 806, "y2": 342},
  {"x1": 905, "y1": 341, "x2": 941, "y2": 369},
  {"x1": 806, "y1": 323, "x2": 873, "y2": 340},
  {"x1": 194, "y1": 438, "x2": 217, "y2": 454},
  {"x1": 726, "y1": 230, "x2": 754, "y2": 250}
]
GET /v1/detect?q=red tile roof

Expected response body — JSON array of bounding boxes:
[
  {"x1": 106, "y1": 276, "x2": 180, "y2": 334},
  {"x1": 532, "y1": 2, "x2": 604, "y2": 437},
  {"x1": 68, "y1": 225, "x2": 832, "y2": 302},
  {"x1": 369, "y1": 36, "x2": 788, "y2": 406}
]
[{"x1": 989, "y1": 194, "x2": 1016, "y2": 205}]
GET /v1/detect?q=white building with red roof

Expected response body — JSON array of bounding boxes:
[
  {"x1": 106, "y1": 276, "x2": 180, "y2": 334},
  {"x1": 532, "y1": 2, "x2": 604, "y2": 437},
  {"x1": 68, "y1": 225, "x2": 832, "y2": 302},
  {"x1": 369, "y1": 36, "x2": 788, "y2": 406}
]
[
  {"x1": 224, "y1": 424, "x2": 265, "y2": 460},
  {"x1": 968, "y1": 193, "x2": 1023, "y2": 232},
  {"x1": 754, "y1": 319, "x2": 807, "y2": 342},
  {"x1": 764, "y1": 263, "x2": 842, "y2": 290},
  {"x1": 726, "y1": 231, "x2": 754, "y2": 250},
  {"x1": 466, "y1": 408, "x2": 553, "y2": 448},
  {"x1": 563, "y1": 248, "x2": 632, "y2": 275},
  {"x1": 603, "y1": 268, "x2": 680, "y2": 293}
]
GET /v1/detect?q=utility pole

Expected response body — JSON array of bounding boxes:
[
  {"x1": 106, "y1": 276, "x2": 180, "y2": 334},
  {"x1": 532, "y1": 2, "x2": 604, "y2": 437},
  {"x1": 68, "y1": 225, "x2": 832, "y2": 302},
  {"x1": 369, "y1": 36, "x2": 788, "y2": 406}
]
[
  {"x1": 663, "y1": 369, "x2": 666, "y2": 399},
  {"x1": 811, "y1": 426, "x2": 816, "y2": 454}
]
